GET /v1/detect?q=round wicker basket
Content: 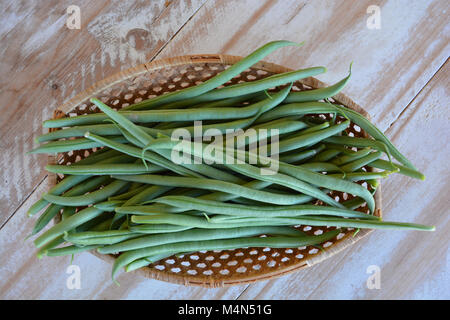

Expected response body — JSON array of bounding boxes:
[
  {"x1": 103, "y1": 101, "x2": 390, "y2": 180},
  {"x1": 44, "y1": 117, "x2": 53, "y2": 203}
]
[{"x1": 49, "y1": 54, "x2": 382, "y2": 287}]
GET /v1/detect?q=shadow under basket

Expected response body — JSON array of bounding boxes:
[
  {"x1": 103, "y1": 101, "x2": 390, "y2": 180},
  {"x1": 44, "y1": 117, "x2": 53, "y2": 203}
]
[{"x1": 49, "y1": 54, "x2": 382, "y2": 287}]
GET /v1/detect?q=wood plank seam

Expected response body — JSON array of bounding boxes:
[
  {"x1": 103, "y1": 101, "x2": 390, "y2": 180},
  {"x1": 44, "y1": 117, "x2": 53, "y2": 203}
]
[
  {"x1": 234, "y1": 284, "x2": 251, "y2": 300},
  {"x1": 0, "y1": 174, "x2": 47, "y2": 232},
  {"x1": 385, "y1": 57, "x2": 449, "y2": 132},
  {"x1": 150, "y1": 0, "x2": 210, "y2": 62}
]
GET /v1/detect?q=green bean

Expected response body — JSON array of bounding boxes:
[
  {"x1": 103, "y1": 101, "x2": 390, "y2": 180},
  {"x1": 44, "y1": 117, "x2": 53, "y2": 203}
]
[
  {"x1": 182, "y1": 135, "x2": 375, "y2": 212},
  {"x1": 113, "y1": 174, "x2": 313, "y2": 206},
  {"x1": 125, "y1": 253, "x2": 177, "y2": 271},
  {"x1": 61, "y1": 206, "x2": 77, "y2": 220},
  {"x1": 333, "y1": 105, "x2": 417, "y2": 170},
  {"x1": 153, "y1": 66, "x2": 325, "y2": 110},
  {"x1": 130, "y1": 212, "x2": 273, "y2": 228},
  {"x1": 279, "y1": 144, "x2": 326, "y2": 163},
  {"x1": 112, "y1": 229, "x2": 340, "y2": 280},
  {"x1": 35, "y1": 206, "x2": 105, "y2": 248},
  {"x1": 218, "y1": 216, "x2": 435, "y2": 232},
  {"x1": 94, "y1": 200, "x2": 126, "y2": 211},
  {"x1": 27, "y1": 151, "x2": 127, "y2": 217},
  {"x1": 283, "y1": 65, "x2": 352, "y2": 103},
  {"x1": 123, "y1": 185, "x2": 173, "y2": 206},
  {"x1": 28, "y1": 136, "x2": 128, "y2": 154},
  {"x1": 369, "y1": 159, "x2": 425, "y2": 180},
  {"x1": 323, "y1": 136, "x2": 389, "y2": 154},
  {"x1": 36, "y1": 124, "x2": 130, "y2": 143},
  {"x1": 38, "y1": 114, "x2": 288, "y2": 144},
  {"x1": 125, "y1": 40, "x2": 303, "y2": 111},
  {"x1": 278, "y1": 120, "x2": 349, "y2": 153},
  {"x1": 64, "y1": 231, "x2": 142, "y2": 246},
  {"x1": 38, "y1": 116, "x2": 261, "y2": 143},
  {"x1": 148, "y1": 138, "x2": 375, "y2": 211},
  {"x1": 46, "y1": 244, "x2": 99, "y2": 257},
  {"x1": 149, "y1": 196, "x2": 377, "y2": 220},
  {"x1": 84, "y1": 133, "x2": 202, "y2": 178},
  {"x1": 37, "y1": 207, "x2": 109, "y2": 258},
  {"x1": 36, "y1": 235, "x2": 65, "y2": 259},
  {"x1": 226, "y1": 119, "x2": 308, "y2": 149},
  {"x1": 191, "y1": 92, "x2": 261, "y2": 109},
  {"x1": 339, "y1": 151, "x2": 382, "y2": 172},
  {"x1": 65, "y1": 230, "x2": 136, "y2": 239},
  {"x1": 45, "y1": 80, "x2": 295, "y2": 129},
  {"x1": 89, "y1": 217, "x2": 114, "y2": 231},
  {"x1": 331, "y1": 148, "x2": 372, "y2": 165},
  {"x1": 109, "y1": 184, "x2": 149, "y2": 201},
  {"x1": 133, "y1": 180, "x2": 275, "y2": 215},
  {"x1": 109, "y1": 185, "x2": 173, "y2": 229},
  {"x1": 74, "y1": 211, "x2": 112, "y2": 233},
  {"x1": 41, "y1": 215, "x2": 115, "y2": 257},
  {"x1": 255, "y1": 102, "x2": 338, "y2": 124},
  {"x1": 86, "y1": 101, "x2": 245, "y2": 184},
  {"x1": 36, "y1": 124, "x2": 165, "y2": 143},
  {"x1": 277, "y1": 162, "x2": 375, "y2": 213},
  {"x1": 98, "y1": 226, "x2": 306, "y2": 254},
  {"x1": 299, "y1": 162, "x2": 345, "y2": 173},
  {"x1": 296, "y1": 121, "x2": 330, "y2": 134},
  {"x1": 45, "y1": 163, "x2": 164, "y2": 175},
  {"x1": 259, "y1": 102, "x2": 417, "y2": 170},
  {"x1": 43, "y1": 179, "x2": 129, "y2": 207},
  {"x1": 32, "y1": 176, "x2": 110, "y2": 235},
  {"x1": 328, "y1": 170, "x2": 396, "y2": 182},
  {"x1": 129, "y1": 224, "x2": 193, "y2": 234}
]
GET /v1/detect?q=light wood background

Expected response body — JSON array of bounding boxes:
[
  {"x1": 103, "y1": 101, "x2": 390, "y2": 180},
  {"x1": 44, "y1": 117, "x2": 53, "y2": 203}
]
[{"x1": 0, "y1": 0, "x2": 448, "y2": 300}]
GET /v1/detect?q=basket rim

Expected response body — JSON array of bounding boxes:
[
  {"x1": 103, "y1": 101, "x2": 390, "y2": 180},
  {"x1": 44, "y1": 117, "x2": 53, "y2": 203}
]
[{"x1": 49, "y1": 54, "x2": 382, "y2": 287}]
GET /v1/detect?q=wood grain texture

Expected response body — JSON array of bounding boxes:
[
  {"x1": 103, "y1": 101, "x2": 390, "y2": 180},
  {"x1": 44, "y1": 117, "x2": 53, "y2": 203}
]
[
  {"x1": 238, "y1": 60, "x2": 450, "y2": 300},
  {"x1": 0, "y1": 0, "x2": 448, "y2": 299},
  {"x1": 0, "y1": 0, "x2": 206, "y2": 227}
]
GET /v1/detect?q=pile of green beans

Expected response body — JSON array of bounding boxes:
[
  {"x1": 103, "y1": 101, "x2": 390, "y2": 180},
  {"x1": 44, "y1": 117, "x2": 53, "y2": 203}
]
[{"x1": 28, "y1": 40, "x2": 433, "y2": 282}]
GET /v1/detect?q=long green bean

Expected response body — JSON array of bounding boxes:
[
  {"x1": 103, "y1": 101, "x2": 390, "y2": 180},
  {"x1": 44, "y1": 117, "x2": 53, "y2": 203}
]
[
  {"x1": 29, "y1": 136, "x2": 128, "y2": 154},
  {"x1": 35, "y1": 206, "x2": 105, "y2": 248},
  {"x1": 113, "y1": 174, "x2": 314, "y2": 206},
  {"x1": 43, "y1": 179, "x2": 129, "y2": 207},
  {"x1": 98, "y1": 226, "x2": 306, "y2": 254},
  {"x1": 125, "y1": 40, "x2": 303, "y2": 110},
  {"x1": 112, "y1": 230, "x2": 341, "y2": 280},
  {"x1": 45, "y1": 163, "x2": 164, "y2": 175}
]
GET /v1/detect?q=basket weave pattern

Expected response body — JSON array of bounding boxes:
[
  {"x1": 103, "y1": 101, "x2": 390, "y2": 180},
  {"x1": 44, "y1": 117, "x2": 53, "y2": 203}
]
[{"x1": 49, "y1": 55, "x2": 382, "y2": 287}]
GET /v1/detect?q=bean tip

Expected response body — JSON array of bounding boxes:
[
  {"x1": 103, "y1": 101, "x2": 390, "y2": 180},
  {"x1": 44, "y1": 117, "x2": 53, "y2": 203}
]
[{"x1": 84, "y1": 131, "x2": 90, "y2": 138}]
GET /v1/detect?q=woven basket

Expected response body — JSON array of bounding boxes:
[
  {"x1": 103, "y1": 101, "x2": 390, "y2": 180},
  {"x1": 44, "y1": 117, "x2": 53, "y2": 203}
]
[{"x1": 49, "y1": 54, "x2": 382, "y2": 287}]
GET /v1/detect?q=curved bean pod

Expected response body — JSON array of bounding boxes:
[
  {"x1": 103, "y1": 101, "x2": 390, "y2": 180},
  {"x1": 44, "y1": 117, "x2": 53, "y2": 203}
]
[
  {"x1": 112, "y1": 174, "x2": 314, "y2": 206},
  {"x1": 126, "y1": 40, "x2": 302, "y2": 110},
  {"x1": 43, "y1": 179, "x2": 129, "y2": 206},
  {"x1": 98, "y1": 226, "x2": 306, "y2": 254},
  {"x1": 45, "y1": 163, "x2": 164, "y2": 175},
  {"x1": 29, "y1": 136, "x2": 128, "y2": 154},
  {"x1": 149, "y1": 195, "x2": 378, "y2": 220},
  {"x1": 112, "y1": 230, "x2": 340, "y2": 280},
  {"x1": 34, "y1": 206, "x2": 105, "y2": 248}
]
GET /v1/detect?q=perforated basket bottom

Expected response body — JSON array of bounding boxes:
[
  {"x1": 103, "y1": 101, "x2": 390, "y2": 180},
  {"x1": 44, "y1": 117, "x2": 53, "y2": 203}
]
[{"x1": 50, "y1": 55, "x2": 381, "y2": 287}]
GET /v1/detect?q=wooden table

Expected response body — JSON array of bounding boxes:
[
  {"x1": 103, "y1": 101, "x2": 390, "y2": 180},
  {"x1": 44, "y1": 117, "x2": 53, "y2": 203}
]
[{"x1": 1, "y1": 0, "x2": 448, "y2": 300}]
